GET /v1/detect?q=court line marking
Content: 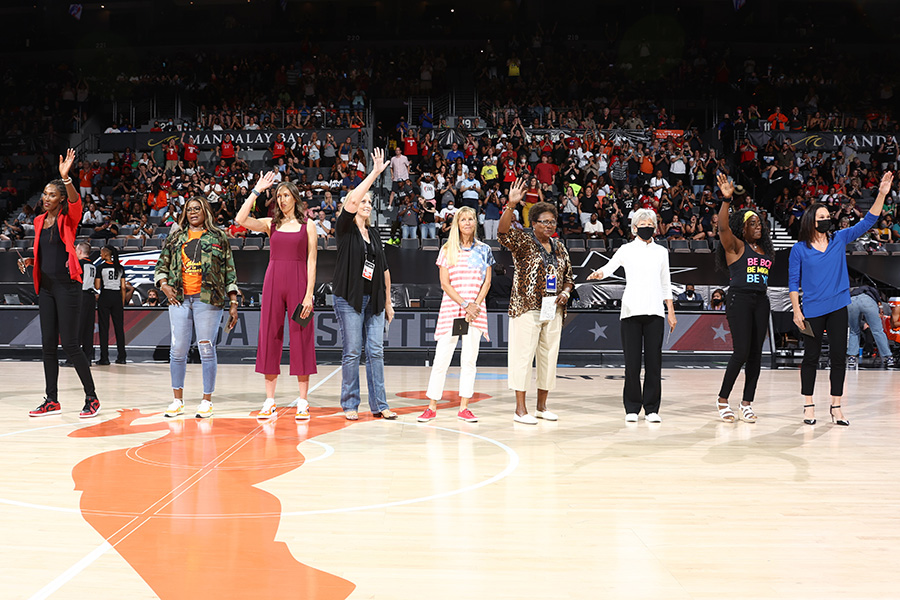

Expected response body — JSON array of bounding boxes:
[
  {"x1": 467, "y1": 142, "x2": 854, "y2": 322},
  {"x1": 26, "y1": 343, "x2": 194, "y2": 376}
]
[
  {"x1": 27, "y1": 410, "x2": 283, "y2": 600},
  {"x1": 28, "y1": 542, "x2": 113, "y2": 600},
  {"x1": 22, "y1": 368, "x2": 518, "y2": 595},
  {"x1": 279, "y1": 423, "x2": 519, "y2": 517},
  {"x1": 25, "y1": 367, "x2": 344, "y2": 600}
]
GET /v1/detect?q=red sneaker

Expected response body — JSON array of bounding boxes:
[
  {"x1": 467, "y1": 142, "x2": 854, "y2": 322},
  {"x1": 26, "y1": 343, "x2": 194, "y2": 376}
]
[
  {"x1": 417, "y1": 408, "x2": 437, "y2": 422},
  {"x1": 79, "y1": 396, "x2": 100, "y2": 419},
  {"x1": 29, "y1": 397, "x2": 61, "y2": 417},
  {"x1": 457, "y1": 408, "x2": 478, "y2": 423}
]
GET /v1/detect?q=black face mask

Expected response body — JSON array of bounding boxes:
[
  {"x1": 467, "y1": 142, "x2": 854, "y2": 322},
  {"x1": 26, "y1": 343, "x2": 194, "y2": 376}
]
[
  {"x1": 636, "y1": 226, "x2": 654, "y2": 240},
  {"x1": 815, "y1": 220, "x2": 832, "y2": 233}
]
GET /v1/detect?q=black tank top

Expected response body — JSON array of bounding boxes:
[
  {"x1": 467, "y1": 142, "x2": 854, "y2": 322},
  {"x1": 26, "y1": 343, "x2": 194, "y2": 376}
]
[
  {"x1": 728, "y1": 243, "x2": 772, "y2": 292},
  {"x1": 39, "y1": 224, "x2": 70, "y2": 279}
]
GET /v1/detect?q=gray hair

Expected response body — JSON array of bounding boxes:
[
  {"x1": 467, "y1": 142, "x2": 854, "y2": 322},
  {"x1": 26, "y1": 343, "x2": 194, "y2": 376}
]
[{"x1": 630, "y1": 209, "x2": 658, "y2": 235}]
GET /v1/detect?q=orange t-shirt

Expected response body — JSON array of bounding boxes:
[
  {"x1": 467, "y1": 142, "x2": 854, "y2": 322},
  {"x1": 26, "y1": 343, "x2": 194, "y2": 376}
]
[
  {"x1": 148, "y1": 190, "x2": 168, "y2": 210},
  {"x1": 181, "y1": 229, "x2": 204, "y2": 296}
]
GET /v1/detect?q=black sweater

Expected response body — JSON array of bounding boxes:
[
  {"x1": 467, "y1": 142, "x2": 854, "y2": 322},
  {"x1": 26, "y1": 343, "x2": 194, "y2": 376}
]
[{"x1": 333, "y1": 209, "x2": 389, "y2": 313}]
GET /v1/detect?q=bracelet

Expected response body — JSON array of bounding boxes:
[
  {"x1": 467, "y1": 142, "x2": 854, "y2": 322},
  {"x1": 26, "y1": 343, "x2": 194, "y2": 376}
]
[
  {"x1": 61, "y1": 177, "x2": 72, "y2": 184},
  {"x1": 560, "y1": 290, "x2": 571, "y2": 298},
  {"x1": 459, "y1": 300, "x2": 469, "y2": 309},
  {"x1": 230, "y1": 299, "x2": 239, "y2": 305},
  {"x1": 249, "y1": 189, "x2": 261, "y2": 196}
]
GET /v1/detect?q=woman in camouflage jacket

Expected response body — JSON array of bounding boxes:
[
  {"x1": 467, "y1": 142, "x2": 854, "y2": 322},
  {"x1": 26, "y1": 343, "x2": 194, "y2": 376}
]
[{"x1": 154, "y1": 195, "x2": 239, "y2": 419}]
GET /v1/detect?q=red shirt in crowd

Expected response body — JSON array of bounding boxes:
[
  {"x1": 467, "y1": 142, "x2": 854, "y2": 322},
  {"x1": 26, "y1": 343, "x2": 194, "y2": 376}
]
[
  {"x1": 534, "y1": 161, "x2": 558, "y2": 186},
  {"x1": 403, "y1": 136, "x2": 418, "y2": 156},
  {"x1": 220, "y1": 140, "x2": 235, "y2": 159}
]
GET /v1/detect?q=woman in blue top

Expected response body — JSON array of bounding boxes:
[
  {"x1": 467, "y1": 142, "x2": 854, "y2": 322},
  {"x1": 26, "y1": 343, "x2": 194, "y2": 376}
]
[{"x1": 789, "y1": 171, "x2": 893, "y2": 426}]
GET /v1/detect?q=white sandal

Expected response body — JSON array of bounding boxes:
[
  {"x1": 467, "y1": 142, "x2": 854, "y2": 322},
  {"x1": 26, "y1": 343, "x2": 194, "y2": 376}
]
[
  {"x1": 738, "y1": 403, "x2": 757, "y2": 423},
  {"x1": 716, "y1": 400, "x2": 735, "y2": 423}
]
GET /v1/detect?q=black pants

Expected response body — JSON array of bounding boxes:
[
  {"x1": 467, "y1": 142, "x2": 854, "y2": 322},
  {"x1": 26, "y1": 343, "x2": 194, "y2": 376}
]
[
  {"x1": 97, "y1": 290, "x2": 126, "y2": 362},
  {"x1": 719, "y1": 290, "x2": 770, "y2": 403},
  {"x1": 620, "y1": 314, "x2": 664, "y2": 415},
  {"x1": 79, "y1": 291, "x2": 96, "y2": 361},
  {"x1": 802, "y1": 307, "x2": 848, "y2": 397},
  {"x1": 39, "y1": 274, "x2": 96, "y2": 399}
]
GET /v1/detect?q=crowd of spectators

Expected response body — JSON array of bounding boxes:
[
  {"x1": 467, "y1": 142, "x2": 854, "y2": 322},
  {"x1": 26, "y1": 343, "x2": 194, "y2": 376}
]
[
  {"x1": 1, "y1": 130, "x2": 370, "y2": 245},
  {"x1": 376, "y1": 117, "x2": 900, "y2": 249},
  {"x1": 3, "y1": 20, "x2": 899, "y2": 249}
]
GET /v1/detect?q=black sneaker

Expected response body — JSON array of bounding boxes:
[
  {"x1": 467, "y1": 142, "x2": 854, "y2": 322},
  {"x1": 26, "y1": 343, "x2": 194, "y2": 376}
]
[
  {"x1": 115, "y1": 358, "x2": 127, "y2": 364},
  {"x1": 80, "y1": 395, "x2": 100, "y2": 419},
  {"x1": 29, "y1": 397, "x2": 61, "y2": 417},
  {"x1": 96, "y1": 359, "x2": 111, "y2": 366}
]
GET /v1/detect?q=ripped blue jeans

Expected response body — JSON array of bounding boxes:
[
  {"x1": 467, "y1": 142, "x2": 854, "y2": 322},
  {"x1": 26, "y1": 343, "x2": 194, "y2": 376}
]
[{"x1": 168, "y1": 294, "x2": 224, "y2": 395}]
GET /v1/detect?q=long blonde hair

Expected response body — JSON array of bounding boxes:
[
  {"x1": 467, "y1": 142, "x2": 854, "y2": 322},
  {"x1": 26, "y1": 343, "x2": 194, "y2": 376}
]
[{"x1": 442, "y1": 206, "x2": 479, "y2": 267}]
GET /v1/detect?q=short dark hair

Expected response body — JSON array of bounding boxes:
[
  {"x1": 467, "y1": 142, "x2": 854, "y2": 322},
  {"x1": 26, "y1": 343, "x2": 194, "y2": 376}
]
[{"x1": 529, "y1": 201, "x2": 557, "y2": 225}]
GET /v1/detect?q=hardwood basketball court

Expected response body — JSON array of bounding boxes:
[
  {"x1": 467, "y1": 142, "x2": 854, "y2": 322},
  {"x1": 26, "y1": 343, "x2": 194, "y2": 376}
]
[{"x1": 1, "y1": 361, "x2": 897, "y2": 599}]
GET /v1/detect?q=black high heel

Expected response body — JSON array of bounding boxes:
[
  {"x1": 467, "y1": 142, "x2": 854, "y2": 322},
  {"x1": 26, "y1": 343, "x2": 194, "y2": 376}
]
[
  {"x1": 830, "y1": 405, "x2": 850, "y2": 427},
  {"x1": 803, "y1": 404, "x2": 816, "y2": 425}
]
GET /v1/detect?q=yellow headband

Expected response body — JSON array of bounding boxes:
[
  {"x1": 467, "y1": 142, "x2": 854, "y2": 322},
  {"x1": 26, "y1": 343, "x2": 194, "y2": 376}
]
[{"x1": 743, "y1": 211, "x2": 758, "y2": 223}]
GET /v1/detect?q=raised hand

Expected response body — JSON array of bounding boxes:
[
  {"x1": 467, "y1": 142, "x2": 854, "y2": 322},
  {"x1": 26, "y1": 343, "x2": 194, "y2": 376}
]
[
  {"x1": 508, "y1": 178, "x2": 527, "y2": 206},
  {"x1": 716, "y1": 173, "x2": 734, "y2": 199},
  {"x1": 59, "y1": 148, "x2": 76, "y2": 180},
  {"x1": 371, "y1": 147, "x2": 389, "y2": 174},
  {"x1": 254, "y1": 171, "x2": 278, "y2": 193},
  {"x1": 878, "y1": 171, "x2": 895, "y2": 197}
]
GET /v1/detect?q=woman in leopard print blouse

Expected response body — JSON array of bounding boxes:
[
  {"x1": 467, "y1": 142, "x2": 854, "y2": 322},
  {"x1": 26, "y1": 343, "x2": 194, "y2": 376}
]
[{"x1": 498, "y1": 179, "x2": 574, "y2": 425}]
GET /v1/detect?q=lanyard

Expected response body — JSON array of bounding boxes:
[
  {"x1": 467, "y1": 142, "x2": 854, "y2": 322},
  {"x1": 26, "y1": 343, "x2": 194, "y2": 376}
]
[{"x1": 530, "y1": 231, "x2": 558, "y2": 271}]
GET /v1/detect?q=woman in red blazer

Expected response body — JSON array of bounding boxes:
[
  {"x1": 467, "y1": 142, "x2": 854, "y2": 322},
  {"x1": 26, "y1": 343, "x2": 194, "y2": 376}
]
[{"x1": 17, "y1": 149, "x2": 100, "y2": 418}]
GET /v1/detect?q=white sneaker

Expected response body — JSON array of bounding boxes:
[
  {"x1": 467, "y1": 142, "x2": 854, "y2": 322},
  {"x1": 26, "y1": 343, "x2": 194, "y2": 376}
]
[
  {"x1": 625, "y1": 413, "x2": 639, "y2": 422},
  {"x1": 513, "y1": 413, "x2": 538, "y2": 425},
  {"x1": 295, "y1": 397, "x2": 310, "y2": 421},
  {"x1": 645, "y1": 412, "x2": 662, "y2": 423},
  {"x1": 195, "y1": 400, "x2": 213, "y2": 418},
  {"x1": 165, "y1": 399, "x2": 184, "y2": 418},
  {"x1": 258, "y1": 398, "x2": 276, "y2": 420},
  {"x1": 535, "y1": 410, "x2": 558, "y2": 421}
]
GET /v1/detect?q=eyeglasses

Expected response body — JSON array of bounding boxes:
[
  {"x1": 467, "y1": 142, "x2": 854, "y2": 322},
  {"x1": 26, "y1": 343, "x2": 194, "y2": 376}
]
[
  {"x1": 535, "y1": 219, "x2": 557, "y2": 226},
  {"x1": 186, "y1": 206, "x2": 203, "y2": 213}
]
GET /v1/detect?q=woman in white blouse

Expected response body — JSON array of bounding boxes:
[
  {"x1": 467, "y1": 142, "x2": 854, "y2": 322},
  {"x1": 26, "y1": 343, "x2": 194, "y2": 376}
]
[{"x1": 588, "y1": 209, "x2": 676, "y2": 422}]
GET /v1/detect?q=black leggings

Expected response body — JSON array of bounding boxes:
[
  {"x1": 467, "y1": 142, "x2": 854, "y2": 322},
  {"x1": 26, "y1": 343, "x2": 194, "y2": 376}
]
[
  {"x1": 39, "y1": 274, "x2": 96, "y2": 399},
  {"x1": 801, "y1": 306, "x2": 848, "y2": 397},
  {"x1": 97, "y1": 290, "x2": 126, "y2": 362},
  {"x1": 719, "y1": 290, "x2": 770, "y2": 403},
  {"x1": 620, "y1": 314, "x2": 664, "y2": 414}
]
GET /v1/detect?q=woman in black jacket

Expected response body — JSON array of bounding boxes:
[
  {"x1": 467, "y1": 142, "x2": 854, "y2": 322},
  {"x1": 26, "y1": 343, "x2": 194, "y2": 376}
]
[{"x1": 332, "y1": 148, "x2": 394, "y2": 420}]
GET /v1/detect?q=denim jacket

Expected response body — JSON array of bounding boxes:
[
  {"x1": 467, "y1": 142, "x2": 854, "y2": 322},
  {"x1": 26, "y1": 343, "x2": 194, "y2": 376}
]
[{"x1": 154, "y1": 226, "x2": 238, "y2": 308}]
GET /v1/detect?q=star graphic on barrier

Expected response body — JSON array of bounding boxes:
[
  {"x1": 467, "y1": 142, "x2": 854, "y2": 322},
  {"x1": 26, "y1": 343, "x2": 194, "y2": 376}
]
[
  {"x1": 712, "y1": 323, "x2": 731, "y2": 341},
  {"x1": 589, "y1": 322, "x2": 608, "y2": 341}
]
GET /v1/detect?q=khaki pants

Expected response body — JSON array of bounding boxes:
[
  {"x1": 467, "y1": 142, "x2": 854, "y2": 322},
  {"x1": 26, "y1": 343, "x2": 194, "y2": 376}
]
[{"x1": 508, "y1": 309, "x2": 563, "y2": 392}]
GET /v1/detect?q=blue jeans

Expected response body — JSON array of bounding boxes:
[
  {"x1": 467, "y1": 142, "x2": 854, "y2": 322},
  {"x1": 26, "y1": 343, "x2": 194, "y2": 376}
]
[
  {"x1": 402, "y1": 224, "x2": 418, "y2": 239},
  {"x1": 419, "y1": 222, "x2": 436, "y2": 239},
  {"x1": 333, "y1": 295, "x2": 389, "y2": 413},
  {"x1": 168, "y1": 295, "x2": 223, "y2": 395},
  {"x1": 847, "y1": 294, "x2": 891, "y2": 359}
]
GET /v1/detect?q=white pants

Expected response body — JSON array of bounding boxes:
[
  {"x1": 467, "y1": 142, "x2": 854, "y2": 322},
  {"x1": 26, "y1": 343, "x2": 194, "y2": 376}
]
[
  {"x1": 508, "y1": 309, "x2": 563, "y2": 392},
  {"x1": 483, "y1": 219, "x2": 499, "y2": 240},
  {"x1": 426, "y1": 327, "x2": 484, "y2": 401}
]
